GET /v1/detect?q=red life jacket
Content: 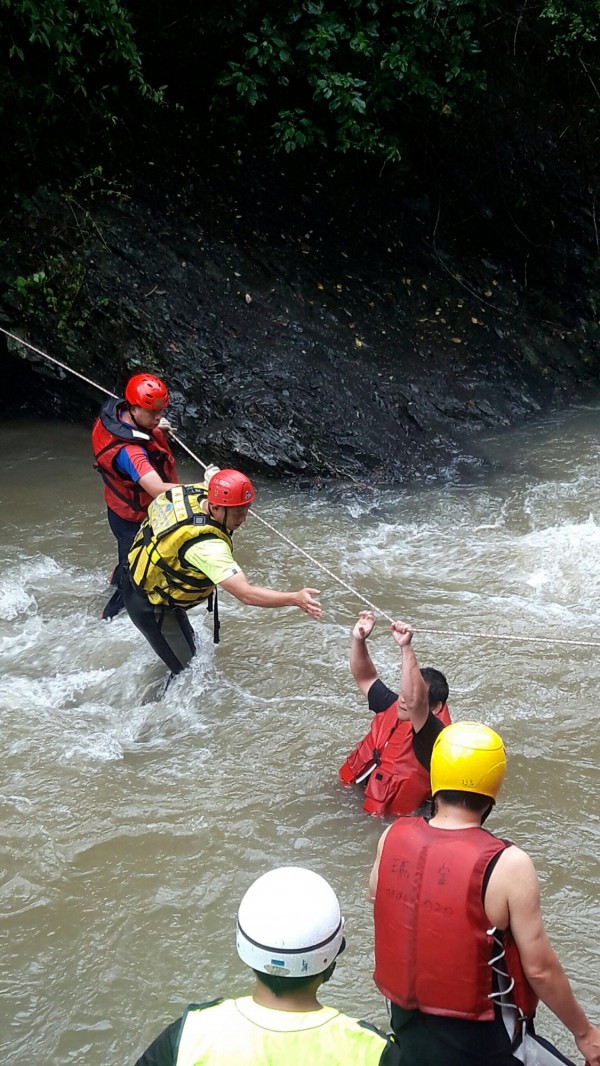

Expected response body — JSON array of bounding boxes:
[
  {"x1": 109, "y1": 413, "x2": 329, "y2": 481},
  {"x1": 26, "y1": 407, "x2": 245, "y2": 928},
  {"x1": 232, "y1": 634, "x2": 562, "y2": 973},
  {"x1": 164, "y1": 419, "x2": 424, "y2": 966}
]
[
  {"x1": 339, "y1": 701, "x2": 451, "y2": 816},
  {"x1": 373, "y1": 818, "x2": 538, "y2": 1023},
  {"x1": 91, "y1": 398, "x2": 177, "y2": 522}
]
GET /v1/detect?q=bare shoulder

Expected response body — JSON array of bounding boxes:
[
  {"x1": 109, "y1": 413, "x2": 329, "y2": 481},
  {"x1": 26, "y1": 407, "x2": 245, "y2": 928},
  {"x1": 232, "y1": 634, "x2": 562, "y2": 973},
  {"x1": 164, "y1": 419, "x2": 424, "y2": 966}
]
[
  {"x1": 378, "y1": 824, "x2": 393, "y2": 851},
  {"x1": 494, "y1": 842, "x2": 537, "y2": 878},
  {"x1": 368, "y1": 824, "x2": 393, "y2": 902},
  {"x1": 488, "y1": 842, "x2": 540, "y2": 905},
  {"x1": 484, "y1": 841, "x2": 539, "y2": 929}
]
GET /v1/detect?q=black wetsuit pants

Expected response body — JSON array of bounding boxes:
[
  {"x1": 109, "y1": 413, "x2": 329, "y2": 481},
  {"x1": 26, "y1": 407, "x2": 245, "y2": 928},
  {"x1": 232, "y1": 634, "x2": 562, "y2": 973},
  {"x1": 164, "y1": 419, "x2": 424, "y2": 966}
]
[
  {"x1": 102, "y1": 509, "x2": 140, "y2": 620},
  {"x1": 122, "y1": 575, "x2": 196, "y2": 675}
]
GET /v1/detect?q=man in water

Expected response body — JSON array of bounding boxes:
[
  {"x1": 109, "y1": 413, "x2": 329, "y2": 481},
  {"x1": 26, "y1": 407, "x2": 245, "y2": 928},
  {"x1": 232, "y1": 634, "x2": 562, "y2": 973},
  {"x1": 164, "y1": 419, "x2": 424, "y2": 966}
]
[
  {"x1": 92, "y1": 372, "x2": 186, "y2": 620},
  {"x1": 133, "y1": 865, "x2": 401, "y2": 1066},
  {"x1": 124, "y1": 468, "x2": 321, "y2": 674},
  {"x1": 339, "y1": 611, "x2": 450, "y2": 816},
  {"x1": 369, "y1": 720, "x2": 600, "y2": 1066}
]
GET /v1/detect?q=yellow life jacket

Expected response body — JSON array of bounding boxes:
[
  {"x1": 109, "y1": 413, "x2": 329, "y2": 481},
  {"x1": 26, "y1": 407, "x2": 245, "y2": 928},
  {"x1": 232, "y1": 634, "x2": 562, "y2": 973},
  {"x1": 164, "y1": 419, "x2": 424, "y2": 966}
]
[
  {"x1": 127, "y1": 484, "x2": 233, "y2": 608},
  {"x1": 175, "y1": 997, "x2": 394, "y2": 1066}
]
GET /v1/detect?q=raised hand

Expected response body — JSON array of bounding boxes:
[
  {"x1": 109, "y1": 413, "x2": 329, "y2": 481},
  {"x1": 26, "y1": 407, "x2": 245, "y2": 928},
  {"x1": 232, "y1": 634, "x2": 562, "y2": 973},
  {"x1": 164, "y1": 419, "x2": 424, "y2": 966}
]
[
  {"x1": 391, "y1": 620, "x2": 414, "y2": 647},
  {"x1": 352, "y1": 610, "x2": 376, "y2": 642}
]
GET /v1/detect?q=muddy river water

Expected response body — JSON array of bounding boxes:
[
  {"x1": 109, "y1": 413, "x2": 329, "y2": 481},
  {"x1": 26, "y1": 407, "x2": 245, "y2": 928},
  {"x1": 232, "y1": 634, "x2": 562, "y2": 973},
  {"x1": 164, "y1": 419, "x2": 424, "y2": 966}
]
[{"x1": 1, "y1": 405, "x2": 599, "y2": 1063}]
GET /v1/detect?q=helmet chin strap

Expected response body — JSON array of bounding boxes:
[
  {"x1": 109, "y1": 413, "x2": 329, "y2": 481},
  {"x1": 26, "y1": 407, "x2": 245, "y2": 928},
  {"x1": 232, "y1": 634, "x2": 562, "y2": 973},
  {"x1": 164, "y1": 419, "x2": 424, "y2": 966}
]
[
  {"x1": 207, "y1": 501, "x2": 230, "y2": 533},
  {"x1": 124, "y1": 403, "x2": 149, "y2": 432},
  {"x1": 127, "y1": 404, "x2": 157, "y2": 435},
  {"x1": 128, "y1": 406, "x2": 143, "y2": 430}
]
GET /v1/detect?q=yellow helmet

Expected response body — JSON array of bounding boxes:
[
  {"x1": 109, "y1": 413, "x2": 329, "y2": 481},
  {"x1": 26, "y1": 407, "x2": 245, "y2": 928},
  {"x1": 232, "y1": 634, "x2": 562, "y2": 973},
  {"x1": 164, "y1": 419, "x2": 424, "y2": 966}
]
[{"x1": 431, "y1": 721, "x2": 507, "y2": 801}]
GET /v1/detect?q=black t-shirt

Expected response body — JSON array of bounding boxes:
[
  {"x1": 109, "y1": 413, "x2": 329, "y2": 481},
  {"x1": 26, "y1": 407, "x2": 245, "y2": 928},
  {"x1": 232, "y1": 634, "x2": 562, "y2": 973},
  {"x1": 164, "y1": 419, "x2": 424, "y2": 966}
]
[
  {"x1": 135, "y1": 1018, "x2": 181, "y2": 1066},
  {"x1": 366, "y1": 679, "x2": 444, "y2": 770}
]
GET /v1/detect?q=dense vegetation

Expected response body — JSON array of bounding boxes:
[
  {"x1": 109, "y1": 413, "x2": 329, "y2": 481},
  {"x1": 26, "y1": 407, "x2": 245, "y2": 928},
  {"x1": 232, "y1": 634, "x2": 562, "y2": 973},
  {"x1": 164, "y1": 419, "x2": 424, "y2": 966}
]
[
  {"x1": 2, "y1": 0, "x2": 599, "y2": 173},
  {"x1": 1, "y1": 2, "x2": 599, "y2": 380},
  {"x1": 2, "y1": 1, "x2": 599, "y2": 471}
]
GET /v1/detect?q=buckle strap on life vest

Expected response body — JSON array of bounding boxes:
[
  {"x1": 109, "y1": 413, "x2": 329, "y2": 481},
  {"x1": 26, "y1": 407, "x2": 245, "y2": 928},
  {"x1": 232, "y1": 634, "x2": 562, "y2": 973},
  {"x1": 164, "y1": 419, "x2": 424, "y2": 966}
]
[
  {"x1": 96, "y1": 464, "x2": 143, "y2": 513},
  {"x1": 355, "y1": 720, "x2": 399, "y2": 784},
  {"x1": 489, "y1": 928, "x2": 524, "y2": 1049},
  {"x1": 206, "y1": 589, "x2": 220, "y2": 644},
  {"x1": 139, "y1": 504, "x2": 217, "y2": 595}
]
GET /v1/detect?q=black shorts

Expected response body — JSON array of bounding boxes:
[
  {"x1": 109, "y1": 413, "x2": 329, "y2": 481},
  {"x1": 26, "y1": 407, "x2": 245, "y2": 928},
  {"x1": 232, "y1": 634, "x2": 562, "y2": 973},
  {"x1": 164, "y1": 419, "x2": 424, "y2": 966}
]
[{"x1": 390, "y1": 1004, "x2": 522, "y2": 1066}]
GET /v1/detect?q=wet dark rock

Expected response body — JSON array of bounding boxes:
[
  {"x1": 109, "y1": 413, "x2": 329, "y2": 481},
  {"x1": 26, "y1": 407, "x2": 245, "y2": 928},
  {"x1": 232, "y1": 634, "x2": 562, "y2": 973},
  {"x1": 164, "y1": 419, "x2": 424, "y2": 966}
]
[{"x1": 2, "y1": 151, "x2": 600, "y2": 484}]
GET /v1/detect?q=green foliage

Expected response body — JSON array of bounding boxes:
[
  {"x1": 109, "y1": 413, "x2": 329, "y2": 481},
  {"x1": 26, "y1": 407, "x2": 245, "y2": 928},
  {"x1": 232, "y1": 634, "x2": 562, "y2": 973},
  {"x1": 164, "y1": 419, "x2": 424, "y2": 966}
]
[
  {"x1": 1, "y1": 0, "x2": 600, "y2": 169},
  {"x1": 5, "y1": 167, "x2": 130, "y2": 337},
  {"x1": 271, "y1": 108, "x2": 326, "y2": 152},
  {"x1": 214, "y1": 0, "x2": 490, "y2": 159},
  {"x1": 0, "y1": 0, "x2": 161, "y2": 158},
  {"x1": 11, "y1": 256, "x2": 88, "y2": 332},
  {"x1": 210, "y1": 0, "x2": 600, "y2": 160},
  {"x1": 540, "y1": 0, "x2": 600, "y2": 53}
]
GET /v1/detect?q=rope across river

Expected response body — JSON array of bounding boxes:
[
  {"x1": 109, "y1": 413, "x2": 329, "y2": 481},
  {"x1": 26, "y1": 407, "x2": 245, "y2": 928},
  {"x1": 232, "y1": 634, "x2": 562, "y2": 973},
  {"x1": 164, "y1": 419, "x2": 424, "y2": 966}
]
[{"x1": 3, "y1": 324, "x2": 600, "y2": 649}]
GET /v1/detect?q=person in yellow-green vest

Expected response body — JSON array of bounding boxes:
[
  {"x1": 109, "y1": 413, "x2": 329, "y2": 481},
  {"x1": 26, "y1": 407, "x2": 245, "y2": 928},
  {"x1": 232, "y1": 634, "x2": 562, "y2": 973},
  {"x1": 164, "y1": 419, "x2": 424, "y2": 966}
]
[
  {"x1": 133, "y1": 866, "x2": 401, "y2": 1066},
  {"x1": 123, "y1": 468, "x2": 321, "y2": 675}
]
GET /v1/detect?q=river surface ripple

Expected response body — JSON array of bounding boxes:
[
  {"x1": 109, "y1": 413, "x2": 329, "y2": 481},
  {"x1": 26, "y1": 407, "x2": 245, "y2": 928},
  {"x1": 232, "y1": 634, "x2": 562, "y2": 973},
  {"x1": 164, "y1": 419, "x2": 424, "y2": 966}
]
[{"x1": 1, "y1": 406, "x2": 599, "y2": 1063}]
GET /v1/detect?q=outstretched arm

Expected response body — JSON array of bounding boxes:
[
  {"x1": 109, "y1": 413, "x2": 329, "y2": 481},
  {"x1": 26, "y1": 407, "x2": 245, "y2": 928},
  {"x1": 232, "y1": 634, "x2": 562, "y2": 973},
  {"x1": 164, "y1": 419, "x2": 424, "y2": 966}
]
[
  {"x1": 350, "y1": 611, "x2": 379, "y2": 697},
  {"x1": 391, "y1": 622, "x2": 429, "y2": 732},
  {"x1": 220, "y1": 571, "x2": 321, "y2": 618},
  {"x1": 488, "y1": 847, "x2": 600, "y2": 1066}
]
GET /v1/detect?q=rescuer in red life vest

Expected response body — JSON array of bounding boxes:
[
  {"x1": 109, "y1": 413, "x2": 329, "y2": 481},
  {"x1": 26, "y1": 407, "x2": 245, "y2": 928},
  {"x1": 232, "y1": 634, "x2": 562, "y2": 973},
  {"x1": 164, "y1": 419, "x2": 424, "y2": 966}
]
[
  {"x1": 91, "y1": 372, "x2": 188, "y2": 620},
  {"x1": 369, "y1": 721, "x2": 600, "y2": 1066},
  {"x1": 339, "y1": 611, "x2": 451, "y2": 817}
]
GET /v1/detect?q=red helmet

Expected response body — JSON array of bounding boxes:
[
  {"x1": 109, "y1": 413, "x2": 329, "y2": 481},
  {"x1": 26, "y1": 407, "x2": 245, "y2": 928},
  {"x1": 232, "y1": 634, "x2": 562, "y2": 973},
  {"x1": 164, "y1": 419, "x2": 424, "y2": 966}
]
[
  {"x1": 125, "y1": 373, "x2": 169, "y2": 411},
  {"x1": 208, "y1": 469, "x2": 256, "y2": 507}
]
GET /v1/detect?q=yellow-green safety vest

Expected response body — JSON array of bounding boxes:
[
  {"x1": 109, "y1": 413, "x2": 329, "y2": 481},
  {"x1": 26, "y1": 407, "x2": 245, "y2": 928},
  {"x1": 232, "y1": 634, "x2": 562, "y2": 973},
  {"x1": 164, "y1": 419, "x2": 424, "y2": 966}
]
[
  {"x1": 175, "y1": 997, "x2": 394, "y2": 1066},
  {"x1": 128, "y1": 484, "x2": 233, "y2": 608}
]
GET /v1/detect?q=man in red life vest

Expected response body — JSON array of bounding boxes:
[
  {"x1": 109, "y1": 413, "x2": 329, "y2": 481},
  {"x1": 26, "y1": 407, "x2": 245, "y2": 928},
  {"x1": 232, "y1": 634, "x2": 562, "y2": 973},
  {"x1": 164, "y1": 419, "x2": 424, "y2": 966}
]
[
  {"x1": 369, "y1": 721, "x2": 600, "y2": 1066},
  {"x1": 339, "y1": 611, "x2": 451, "y2": 816},
  {"x1": 92, "y1": 373, "x2": 187, "y2": 620}
]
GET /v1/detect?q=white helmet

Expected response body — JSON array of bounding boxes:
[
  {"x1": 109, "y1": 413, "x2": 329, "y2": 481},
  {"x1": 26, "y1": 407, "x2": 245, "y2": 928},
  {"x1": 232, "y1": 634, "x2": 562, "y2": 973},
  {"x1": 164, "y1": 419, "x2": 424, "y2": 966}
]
[{"x1": 236, "y1": 867, "x2": 345, "y2": 978}]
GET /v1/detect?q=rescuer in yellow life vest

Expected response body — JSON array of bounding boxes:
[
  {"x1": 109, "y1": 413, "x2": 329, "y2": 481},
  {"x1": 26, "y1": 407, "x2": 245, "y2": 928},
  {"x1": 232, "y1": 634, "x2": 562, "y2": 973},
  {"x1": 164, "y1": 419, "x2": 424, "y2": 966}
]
[
  {"x1": 133, "y1": 866, "x2": 401, "y2": 1066},
  {"x1": 123, "y1": 467, "x2": 321, "y2": 675}
]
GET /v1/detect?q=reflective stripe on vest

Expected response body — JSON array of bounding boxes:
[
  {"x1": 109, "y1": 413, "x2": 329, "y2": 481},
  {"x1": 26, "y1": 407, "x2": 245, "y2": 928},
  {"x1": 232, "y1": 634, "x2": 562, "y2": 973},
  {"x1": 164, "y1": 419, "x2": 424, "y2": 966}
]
[
  {"x1": 128, "y1": 485, "x2": 232, "y2": 608},
  {"x1": 91, "y1": 398, "x2": 177, "y2": 522},
  {"x1": 373, "y1": 818, "x2": 536, "y2": 1022},
  {"x1": 176, "y1": 998, "x2": 391, "y2": 1066}
]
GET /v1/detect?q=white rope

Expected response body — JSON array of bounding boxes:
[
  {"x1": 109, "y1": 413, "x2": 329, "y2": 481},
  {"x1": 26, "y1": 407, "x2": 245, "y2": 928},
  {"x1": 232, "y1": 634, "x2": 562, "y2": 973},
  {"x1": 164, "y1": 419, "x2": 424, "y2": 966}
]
[
  {"x1": 4, "y1": 325, "x2": 600, "y2": 649},
  {"x1": 412, "y1": 627, "x2": 600, "y2": 648},
  {"x1": 0, "y1": 326, "x2": 201, "y2": 467},
  {"x1": 3, "y1": 327, "x2": 117, "y2": 397}
]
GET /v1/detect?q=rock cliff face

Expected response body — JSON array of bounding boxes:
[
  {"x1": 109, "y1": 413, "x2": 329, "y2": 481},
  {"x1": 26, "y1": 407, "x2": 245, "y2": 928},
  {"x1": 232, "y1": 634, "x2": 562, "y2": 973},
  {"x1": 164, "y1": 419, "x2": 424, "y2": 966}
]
[{"x1": 3, "y1": 147, "x2": 599, "y2": 484}]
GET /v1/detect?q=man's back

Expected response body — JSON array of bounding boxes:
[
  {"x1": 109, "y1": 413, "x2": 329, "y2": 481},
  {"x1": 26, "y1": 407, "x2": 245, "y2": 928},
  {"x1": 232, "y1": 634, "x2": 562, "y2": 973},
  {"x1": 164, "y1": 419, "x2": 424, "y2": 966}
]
[{"x1": 136, "y1": 997, "x2": 400, "y2": 1066}]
